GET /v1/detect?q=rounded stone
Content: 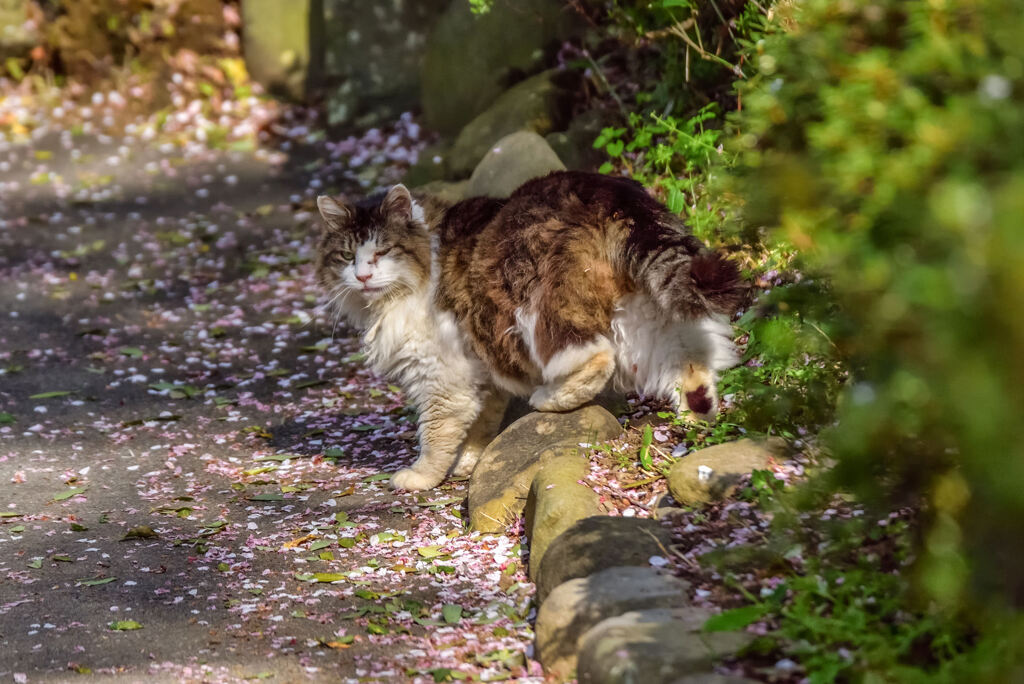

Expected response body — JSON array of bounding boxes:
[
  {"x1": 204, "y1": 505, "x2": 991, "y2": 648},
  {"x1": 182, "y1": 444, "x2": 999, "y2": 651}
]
[
  {"x1": 524, "y1": 454, "x2": 602, "y2": 577},
  {"x1": 465, "y1": 131, "x2": 566, "y2": 199},
  {"x1": 535, "y1": 566, "x2": 691, "y2": 679},
  {"x1": 449, "y1": 71, "x2": 571, "y2": 179},
  {"x1": 667, "y1": 438, "x2": 785, "y2": 506},
  {"x1": 467, "y1": 405, "x2": 621, "y2": 533},
  {"x1": 534, "y1": 516, "x2": 672, "y2": 602},
  {"x1": 577, "y1": 609, "x2": 754, "y2": 684}
]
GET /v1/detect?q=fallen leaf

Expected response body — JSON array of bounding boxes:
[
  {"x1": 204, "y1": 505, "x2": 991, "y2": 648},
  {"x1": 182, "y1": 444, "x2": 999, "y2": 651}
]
[
  {"x1": 31, "y1": 390, "x2": 72, "y2": 399},
  {"x1": 108, "y1": 620, "x2": 143, "y2": 631},
  {"x1": 282, "y1": 533, "x2": 318, "y2": 549},
  {"x1": 442, "y1": 603, "x2": 463, "y2": 624},
  {"x1": 52, "y1": 487, "x2": 86, "y2": 501},
  {"x1": 78, "y1": 577, "x2": 116, "y2": 586},
  {"x1": 324, "y1": 639, "x2": 352, "y2": 649},
  {"x1": 120, "y1": 525, "x2": 158, "y2": 541},
  {"x1": 294, "y1": 572, "x2": 348, "y2": 583}
]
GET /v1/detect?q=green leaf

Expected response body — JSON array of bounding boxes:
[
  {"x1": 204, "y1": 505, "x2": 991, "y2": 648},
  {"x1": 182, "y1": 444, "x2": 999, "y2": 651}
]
[
  {"x1": 52, "y1": 487, "x2": 87, "y2": 501},
  {"x1": 373, "y1": 531, "x2": 405, "y2": 544},
  {"x1": 296, "y1": 572, "x2": 347, "y2": 583},
  {"x1": 417, "y1": 545, "x2": 445, "y2": 559},
  {"x1": 109, "y1": 620, "x2": 143, "y2": 631},
  {"x1": 0, "y1": 412, "x2": 14, "y2": 425},
  {"x1": 30, "y1": 391, "x2": 72, "y2": 399},
  {"x1": 363, "y1": 473, "x2": 392, "y2": 482},
  {"x1": 666, "y1": 186, "x2": 686, "y2": 214},
  {"x1": 27, "y1": 558, "x2": 42, "y2": 568},
  {"x1": 638, "y1": 424, "x2": 654, "y2": 471},
  {"x1": 78, "y1": 576, "x2": 116, "y2": 586},
  {"x1": 442, "y1": 603, "x2": 463, "y2": 624},
  {"x1": 702, "y1": 604, "x2": 770, "y2": 632},
  {"x1": 119, "y1": 347, "x2": 144, "y2": 357}
]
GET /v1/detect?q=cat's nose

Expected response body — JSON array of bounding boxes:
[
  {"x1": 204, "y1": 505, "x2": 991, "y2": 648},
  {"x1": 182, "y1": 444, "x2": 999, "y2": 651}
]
[{"x1": 355, "y1": 273, "x2": 372, "y2": 283}]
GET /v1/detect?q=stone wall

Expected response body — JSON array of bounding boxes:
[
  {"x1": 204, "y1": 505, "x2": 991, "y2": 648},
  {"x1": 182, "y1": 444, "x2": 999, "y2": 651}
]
[
  {"x1": 322, "y1": 0, "x2": 450, "y2": 128},
  {"x1": 241, "y1": 0, "x2": 584, "y2": 131}
]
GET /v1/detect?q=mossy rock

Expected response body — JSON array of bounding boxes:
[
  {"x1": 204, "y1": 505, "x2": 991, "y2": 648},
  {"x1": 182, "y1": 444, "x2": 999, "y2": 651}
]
[
  {"x1": 448, "y1": 70, "x2": 573, "y2": 178},
  {"x1": 420, "y1": 0, "x2": 584, "y2": 135}
]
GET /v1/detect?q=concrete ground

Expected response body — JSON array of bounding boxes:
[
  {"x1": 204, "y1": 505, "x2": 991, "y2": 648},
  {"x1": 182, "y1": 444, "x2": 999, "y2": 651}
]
[{"x1": 0, "y1": 128, "x2": 535, "y2": 683}]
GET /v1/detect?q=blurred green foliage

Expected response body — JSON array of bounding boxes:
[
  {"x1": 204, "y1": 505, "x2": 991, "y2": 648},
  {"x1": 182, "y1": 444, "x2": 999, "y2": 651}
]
[
  {"x1": 589, "y1": 0, "x2": 1024, "y2": 678},
  {"x1": 732, "y1": 0, "x2": 1024, "y2": 615}
]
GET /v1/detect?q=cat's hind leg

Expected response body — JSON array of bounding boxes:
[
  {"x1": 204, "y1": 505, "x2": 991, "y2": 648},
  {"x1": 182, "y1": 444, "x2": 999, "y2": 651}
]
[
  {"x1": 451, "y1": 390, "x2": 508, "y2": 477},
  {"x1": 529, "y1": 336, "x2": 616, "y2": 412},
  {"x1": 673, "y1": 361, "x2": 717, "y2": 422}
]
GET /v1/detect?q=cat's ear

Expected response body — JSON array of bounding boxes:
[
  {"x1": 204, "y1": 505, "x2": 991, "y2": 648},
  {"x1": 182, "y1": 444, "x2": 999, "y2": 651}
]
[
  {"x1": 381, "y1": 184, "x2": 413, "y2": 221},
  {"x1": 316, "y1": 195, "x2": 354, "y2": 231}
]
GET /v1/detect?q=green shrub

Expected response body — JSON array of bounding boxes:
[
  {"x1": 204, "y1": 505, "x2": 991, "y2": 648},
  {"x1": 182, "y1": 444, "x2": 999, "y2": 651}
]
[{"x1": 730, "y1": 0, "x2": 1024, "y2": 614}]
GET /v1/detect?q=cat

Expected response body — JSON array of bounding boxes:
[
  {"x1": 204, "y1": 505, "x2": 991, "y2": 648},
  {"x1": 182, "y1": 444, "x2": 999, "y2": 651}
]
[{"x1": 315, "y1": 171, "x2": 745, "y2": 491}]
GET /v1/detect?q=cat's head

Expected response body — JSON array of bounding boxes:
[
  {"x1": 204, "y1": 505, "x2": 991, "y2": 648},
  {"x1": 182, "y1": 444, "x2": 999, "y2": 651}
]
[{"x1": 314, "y1": 184, "x2": 431, "y2": 321}]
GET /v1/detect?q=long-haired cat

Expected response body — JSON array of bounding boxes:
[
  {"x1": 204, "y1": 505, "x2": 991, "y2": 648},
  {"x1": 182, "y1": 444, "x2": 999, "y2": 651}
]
[{"x1": 315, "y1": 171, "x2": 745, "y2": 491}]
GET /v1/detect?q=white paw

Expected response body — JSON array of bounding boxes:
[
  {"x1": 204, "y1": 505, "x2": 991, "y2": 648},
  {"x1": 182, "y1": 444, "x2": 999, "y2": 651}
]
[
  {"x1": 451, "y1": 450, "x2": 480, "y2": 478},
  {"x1": 530, "y1": 386, "x2": 571, "y2": 412},
  {"x1": 390, "y1": 467, "x2": 442, "y2": 491},
  {"x1": 529, "y1": 386, "x2": 552, "y2": 410}
]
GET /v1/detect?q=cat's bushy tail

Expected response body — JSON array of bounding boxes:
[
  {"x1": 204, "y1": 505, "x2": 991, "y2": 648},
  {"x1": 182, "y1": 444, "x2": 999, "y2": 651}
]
[{"x1": 622, "y1": 215, "x2": 747, "y2": 319}]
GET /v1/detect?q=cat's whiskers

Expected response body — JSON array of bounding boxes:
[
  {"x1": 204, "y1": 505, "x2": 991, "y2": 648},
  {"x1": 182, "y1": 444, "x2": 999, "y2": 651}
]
[{"x1": 317, "y1": 286, "x2": 347, "y2": 319}]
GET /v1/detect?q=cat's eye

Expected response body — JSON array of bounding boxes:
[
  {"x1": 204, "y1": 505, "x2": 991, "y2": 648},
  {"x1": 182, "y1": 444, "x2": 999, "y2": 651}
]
[
  {"x1": 337, "y1": 250, "x2": 354, "y2": 262},
  {"x1": 375, "y1": 247, "x2": 392, "y2": 258}
]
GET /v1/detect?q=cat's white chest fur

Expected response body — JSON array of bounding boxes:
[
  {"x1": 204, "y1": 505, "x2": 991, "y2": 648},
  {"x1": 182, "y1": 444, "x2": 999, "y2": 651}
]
[{"x1": 363, "y1": 291, "x2": 485, "y2": 408}]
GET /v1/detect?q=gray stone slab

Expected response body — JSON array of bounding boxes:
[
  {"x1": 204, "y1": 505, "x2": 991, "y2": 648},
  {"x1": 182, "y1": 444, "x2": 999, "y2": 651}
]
[{"x1": 536, "y1": 566, "x2": 691, "y2": 679}]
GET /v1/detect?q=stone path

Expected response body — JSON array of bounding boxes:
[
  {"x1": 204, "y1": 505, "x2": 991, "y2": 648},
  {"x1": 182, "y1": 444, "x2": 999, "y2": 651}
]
[{"x1": 0, "y1": 126, "x2": 537, "y2": 682}]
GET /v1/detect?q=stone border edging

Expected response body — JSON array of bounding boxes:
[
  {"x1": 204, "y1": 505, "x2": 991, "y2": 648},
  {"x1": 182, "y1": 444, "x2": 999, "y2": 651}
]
[{"x1": 519, "y1": 410, "x2": 759, "y2": 683}]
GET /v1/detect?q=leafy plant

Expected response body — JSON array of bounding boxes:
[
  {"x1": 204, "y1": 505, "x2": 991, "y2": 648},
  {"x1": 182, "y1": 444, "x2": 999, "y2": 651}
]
[{"x1": 730, "y1": 0, "x2": 1024, "y2": 616}]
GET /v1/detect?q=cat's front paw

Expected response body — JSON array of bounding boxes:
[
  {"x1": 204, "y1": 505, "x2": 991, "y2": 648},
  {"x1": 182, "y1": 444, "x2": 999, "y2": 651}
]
[{"x1": 390, "y1": 467, "x2": 443, "y2": 491}]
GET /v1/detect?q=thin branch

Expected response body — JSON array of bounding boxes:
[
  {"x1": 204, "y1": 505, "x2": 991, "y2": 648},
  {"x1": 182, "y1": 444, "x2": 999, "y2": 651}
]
[{"x1": 582, "y1": 50, "x2": 629, "y2": 121}]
